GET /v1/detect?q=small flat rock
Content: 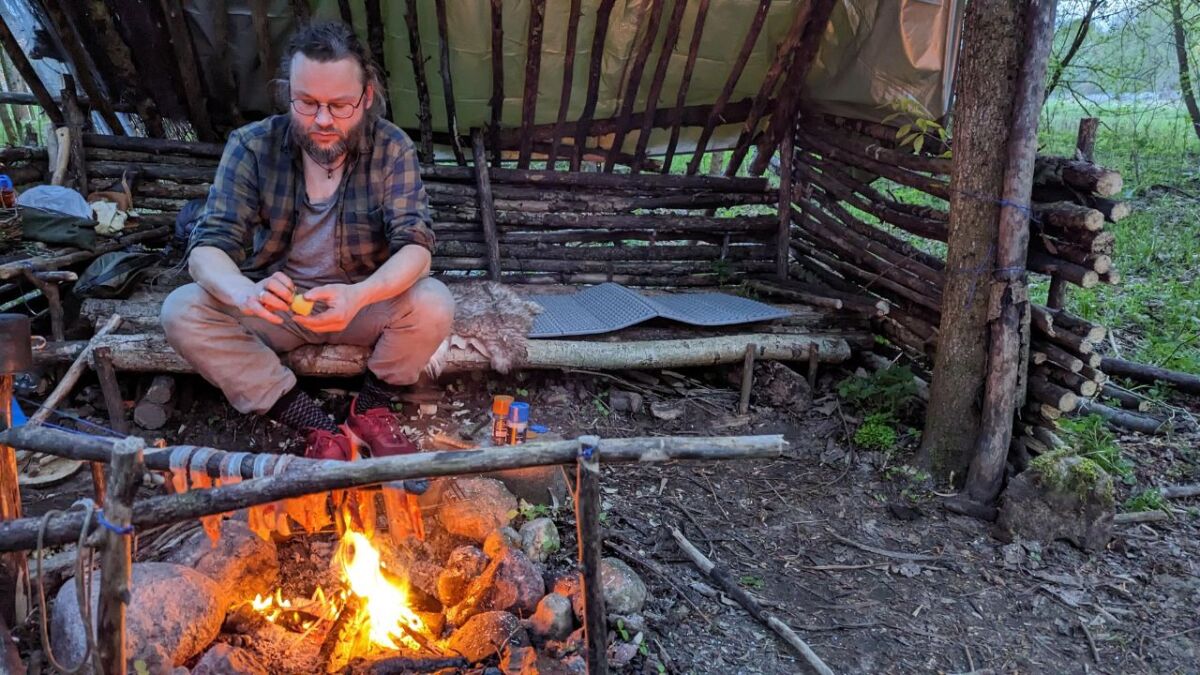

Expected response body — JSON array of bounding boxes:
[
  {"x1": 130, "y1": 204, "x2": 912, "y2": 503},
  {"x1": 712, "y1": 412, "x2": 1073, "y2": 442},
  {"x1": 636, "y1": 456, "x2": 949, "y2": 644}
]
[
  {"x1": 530, "y1": 593, "x2": 574, "y2": 641},
  {"x1": 433, "y1": 477, "x2": 519, "y2": 543},
  {"x1": 519, "y1": 517, "x2": 561, "y2": 563},
  {"x1": 481, "y1": 465, "x2": 569, "y2": 507},
  {"x1": 649, "y1": 400, "x2": 685, "y2": 421},
  {"x1": 601, "y1": 558, "x2": 647, "y2": 615},
  {"x1": 191, "y1": 643, "x2": 268, "y2": 675},
  {"x1": 446, "y1": 611, "x2": 528, "y2": 664},
  {"x1": 551, "y1": 572, "x2": 584, "y2": 622},
  {"x1": 165, "y1": 519, "x2": 278, "y2": 608},
  {"x1": 52, "y1": 562, "x2": 223, "y2": 670}
]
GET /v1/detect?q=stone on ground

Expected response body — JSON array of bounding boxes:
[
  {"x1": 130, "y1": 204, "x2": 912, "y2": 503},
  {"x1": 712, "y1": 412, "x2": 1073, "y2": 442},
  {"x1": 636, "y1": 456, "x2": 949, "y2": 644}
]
[
  {"x1": 428, "y1": 477, "x2": 519, "y2": 543},
  {"x1": 484, "y1": 526, "x2": 521, "y2": 559},
  {"x1": 530, "y1": 592, "x2": 574, "y2": 641},
  {"x1": 601, "y1": 557, "x2": 648, "y2": 614},
  {"x1": 481, "y1": 465, "x2": 570, "y2": 507},
  {"x1": 447, "y1": 548, "x2": 546, "y2": 625},
  {"x1": 438, "y1": 545, "x2": 490, "y2": 607},
  {"x1": 446, "y1": 611, "x2": 528, "y2": 663},
  {"x1": 998, "y1": 452, "x2": 1115, "y2": 551},
  {"x1": 165, "y1": 519, "x2": 278, "y2": 608},
  {"x1": 52, "y1": 562, "x2": 224, "y2": 670},
  {"x1": 519, "y1": 517, "x2": 561, "y2": 563},
  {"x1": 191, "y1": 643, "x2": 268, "y2": 675}
]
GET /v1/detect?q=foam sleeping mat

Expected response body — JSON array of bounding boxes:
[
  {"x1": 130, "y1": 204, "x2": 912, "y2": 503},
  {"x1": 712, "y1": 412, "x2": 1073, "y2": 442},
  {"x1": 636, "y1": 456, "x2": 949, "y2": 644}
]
[{"x1": 527, "y1": 283, "x2": 791, "y2": 338}]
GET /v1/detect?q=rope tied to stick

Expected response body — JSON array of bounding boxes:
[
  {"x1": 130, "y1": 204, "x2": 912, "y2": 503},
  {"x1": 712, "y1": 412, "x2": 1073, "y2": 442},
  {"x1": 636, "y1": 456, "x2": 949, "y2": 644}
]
[{"x1": 36, "y1": 498, "x2": 100, "y2": 674}]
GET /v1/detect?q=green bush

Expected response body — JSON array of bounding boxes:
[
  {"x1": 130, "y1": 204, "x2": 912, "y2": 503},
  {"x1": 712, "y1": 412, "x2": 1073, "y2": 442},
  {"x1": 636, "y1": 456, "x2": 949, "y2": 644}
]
[
  {"x1": 837, "y1": 366, "x2": 920, "y2": 419},
  {"x1": 1058, "y1": 414, "x2": 1135, "y2": 483}
]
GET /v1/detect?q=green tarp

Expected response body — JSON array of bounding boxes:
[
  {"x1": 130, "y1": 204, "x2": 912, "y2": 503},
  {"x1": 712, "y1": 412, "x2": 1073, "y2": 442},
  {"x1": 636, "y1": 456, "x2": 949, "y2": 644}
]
[{"x1": 184, "y1": 0, "x2": 961, "y2": 156}]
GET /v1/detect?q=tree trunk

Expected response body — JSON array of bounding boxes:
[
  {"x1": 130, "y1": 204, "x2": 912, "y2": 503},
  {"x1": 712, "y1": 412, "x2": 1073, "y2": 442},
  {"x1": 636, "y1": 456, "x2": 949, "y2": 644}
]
[
  {"x1": 921, "y1": 0, "x2": 1026, "y2": 481},
  {"x1": 1043, "y1": 0, "x2": 1099, "y2": 102},
  {"x1": 1172, "y1": 0, "x2": 1200, "y2": 144}
]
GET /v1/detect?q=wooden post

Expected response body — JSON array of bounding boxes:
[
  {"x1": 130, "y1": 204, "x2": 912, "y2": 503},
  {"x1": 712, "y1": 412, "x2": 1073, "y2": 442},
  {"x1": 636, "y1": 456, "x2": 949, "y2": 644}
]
[
  {"x1": 472, "y1": 129, "x2": 502, "y2": 281},
  {"x1": 518, "y1": 0, "x2": 547, "y2": 170},
  {"x1": 84, "y1": 0, "x2": 164, "y2": 137},
  {"x1": 661, "y1": 0, "x2": 710, "y2": 173},
  {"x1": 575, "y1": 436, "x2": 608, "y2": 675},
  {"x1": 158, "y1": 0, "x2": 216, "y2": 141},
  {"x1": 97, "y1": 437, "x2": 144, "y2": 675},
  {"x1": 572, "y1": 0, "x2": 617, "y2": 171},
  {"x1": 630, "y1": 0, "x2": 687, "y2": 173},
  {"x1": 738, "y1": 343, "x2": 756, "y2": 415},
  {"x1": 91, "y1": 346, "x2": 130, "y2": 503},
  {"x1": 776, "y1": 130, "x2": 794, "y2": 279},
  {"x1": 20, "y1": 269, "x2": 67, "y2": 342},
  {"x1": 685, "y1": 0, "x2": 771, "y2": 176},
  {"x1": 42, "y1": 0, "x2": 125, "y2": 135},
  {"x1": 546, "y1": 0, "x2": 582, "y2": 170},
  {"x1": 604, "y1": 0, "x2": 664, "y2": 173},
  {"x1": 433, "y1": 0, "x2": 466, "y2": 165},
  {"x1": 404, "y1": 0, "x2": 434, "y2": 163},
  {"x1": 0, "y1": 373, "x2": 29, "y2": 625},
  {"x1": 0, "y1": 13, "x2": 64, "y2": 126},
  {"x1": 364, "y1": 0, "x2": 393, "y2": 123},
  {"x1": 60, "y1": 76, "x2": 88, "y2": 197},
  {"x1": 921, "y1": 0, "x2": 1027, "y2": 481},
  {"x1": 963, "y1": 0, "x2": 1058, "y2": 504},
  {"x1": 488, "y1": 0, "x2": 504, "y2": 167}
]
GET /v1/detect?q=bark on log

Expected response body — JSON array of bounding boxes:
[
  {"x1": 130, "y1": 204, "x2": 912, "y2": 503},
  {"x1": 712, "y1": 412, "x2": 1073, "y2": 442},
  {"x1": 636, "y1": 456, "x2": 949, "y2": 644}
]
[
  {"x1": 403, "y1": 0, "x2": 434, "y2": 162},
  {"x1": 1100, "y1": 357, "x2": 1200, "y2": 395},
  {"x1": 1099, "y1": 382, "x2": 1152, "y2": 412},
  {"x1": 42, "y1": 0, "x2": 124, "y2": 136},
  {"x1": 84, "y1": 0, "x2": 164, "y2": 136},
  {"x1": 82, "y1": 133, "x2": 224, "y2": 158},
  {"x1": 1078, "y1": 399, "x2": 1167, "y2": 435},
  {"x1": 97, "y1": 438, "x2": 143, "y2": 674},
  {"x1": 630, "y1": 0, "x2": 686, "y2": 173},
  {"x1": 433, "y1": 0, "x2": 465, "y2": 165},
  {"x1": 36, "y1": 331, "x2": 852, "y2": 376},
  {"x1": 1027, "y1": 375, "x2": 1079, "y2": 412},
  {"x1": 158, "y1": 0, "x2": 216, "y2": 141},
  {"x1": 1033, "y1": 155, "x2": 1123, "y2": 197},
  {"x1": 575, "y1": 436, "x2": 608, "y2": 674},
  {"x1": 1026, "y1": 250, "x2": 1099, "y2": 288},
  {"x1": 923, "y1": 0, "x2": 1028, "y2": 483},
  {"x1": 1033, "y1": 201, "x2": 1104, "y2": 231},
  {"x1": 0, "y1": 435, "x2": 787, "y2": 551}
]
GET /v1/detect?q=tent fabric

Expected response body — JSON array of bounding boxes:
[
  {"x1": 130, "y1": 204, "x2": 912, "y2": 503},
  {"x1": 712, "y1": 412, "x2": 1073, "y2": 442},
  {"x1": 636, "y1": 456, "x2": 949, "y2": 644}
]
[{"x1": 182, "y1": 1, "x2": 962, "y2": 153}]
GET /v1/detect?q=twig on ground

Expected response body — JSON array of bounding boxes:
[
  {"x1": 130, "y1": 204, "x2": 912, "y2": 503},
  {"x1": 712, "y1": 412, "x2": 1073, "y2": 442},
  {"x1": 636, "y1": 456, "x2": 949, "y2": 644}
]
[
  {"x1": 1078, "y1": 618, "x2": 1100, "y2": 664},
  {"x1": 827, "y1": 530, "x2": 943, "y2": 562},
  {"x1": 671, "y1": 526, "x2": 835, "y2": 675}
]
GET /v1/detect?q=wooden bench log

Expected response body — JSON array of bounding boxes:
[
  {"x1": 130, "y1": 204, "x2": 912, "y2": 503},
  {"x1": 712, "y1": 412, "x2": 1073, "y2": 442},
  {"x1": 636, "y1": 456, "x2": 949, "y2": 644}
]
[{"x1": 35, "y1": 331, "x2": 853, "y2": 375}]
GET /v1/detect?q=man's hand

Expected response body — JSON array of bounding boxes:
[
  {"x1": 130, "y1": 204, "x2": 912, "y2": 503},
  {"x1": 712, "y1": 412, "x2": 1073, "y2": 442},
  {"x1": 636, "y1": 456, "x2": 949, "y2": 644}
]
[
  {"x1": 294, "y1": 283, "x2": 366, "y2": 333},
  {"x1": 231, "y1": 271, "x2": 295, "y2": 325}
]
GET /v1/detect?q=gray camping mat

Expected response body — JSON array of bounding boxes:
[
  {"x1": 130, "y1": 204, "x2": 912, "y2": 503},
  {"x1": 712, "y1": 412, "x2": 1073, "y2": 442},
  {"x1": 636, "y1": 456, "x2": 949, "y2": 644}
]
[{"x1": 528, "y1": 283, "x2": 790, "y2": 338}]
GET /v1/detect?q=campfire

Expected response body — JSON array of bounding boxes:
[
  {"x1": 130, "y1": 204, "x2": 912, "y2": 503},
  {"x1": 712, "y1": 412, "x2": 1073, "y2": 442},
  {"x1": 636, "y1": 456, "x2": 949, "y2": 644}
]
[{"x1": 250, "y1": 526, "x2": 434, "y2": 667}]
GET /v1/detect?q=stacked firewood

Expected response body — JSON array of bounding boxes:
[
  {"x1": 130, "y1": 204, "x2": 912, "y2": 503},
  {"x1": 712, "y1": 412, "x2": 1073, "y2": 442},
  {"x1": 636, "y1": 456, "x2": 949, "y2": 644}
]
[{"x1": 787, "y1": 115, "x2": 1166, "y2": 443}]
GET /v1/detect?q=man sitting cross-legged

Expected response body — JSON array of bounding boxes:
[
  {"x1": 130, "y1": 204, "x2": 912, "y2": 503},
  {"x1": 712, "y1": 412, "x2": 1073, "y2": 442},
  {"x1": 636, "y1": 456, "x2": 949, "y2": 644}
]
[{"x1": 162, "y1": 21, "x2": 454, "y2": 461}]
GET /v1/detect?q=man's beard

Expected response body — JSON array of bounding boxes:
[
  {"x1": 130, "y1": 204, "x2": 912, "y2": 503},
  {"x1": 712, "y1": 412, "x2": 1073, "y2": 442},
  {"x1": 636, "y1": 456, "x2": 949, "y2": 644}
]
[{"x1": 291, "y1": 114, "x2": 366, "y2": 164}]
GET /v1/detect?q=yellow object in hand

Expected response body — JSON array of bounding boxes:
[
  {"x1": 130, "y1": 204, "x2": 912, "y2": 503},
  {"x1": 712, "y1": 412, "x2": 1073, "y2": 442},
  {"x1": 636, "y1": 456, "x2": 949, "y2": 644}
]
[{"x1": 290, "y1": 293, "x2": 314, "y2": 316}]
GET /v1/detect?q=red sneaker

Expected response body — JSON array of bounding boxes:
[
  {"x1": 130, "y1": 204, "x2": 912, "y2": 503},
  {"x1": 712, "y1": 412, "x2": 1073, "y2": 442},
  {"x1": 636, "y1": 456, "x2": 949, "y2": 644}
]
[
  {"x1": 344, "y1": 397, "x2": 420, "y2": 457},
  {"x1": 304, "y1": 429, "x2": 354, "y2": 461}
]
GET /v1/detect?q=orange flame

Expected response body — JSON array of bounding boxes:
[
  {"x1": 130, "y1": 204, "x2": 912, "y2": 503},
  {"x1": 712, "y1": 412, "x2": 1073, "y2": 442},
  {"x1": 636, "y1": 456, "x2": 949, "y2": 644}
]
[{"x1": 336, "y1": 530, "x2": 426, "y2": 651}]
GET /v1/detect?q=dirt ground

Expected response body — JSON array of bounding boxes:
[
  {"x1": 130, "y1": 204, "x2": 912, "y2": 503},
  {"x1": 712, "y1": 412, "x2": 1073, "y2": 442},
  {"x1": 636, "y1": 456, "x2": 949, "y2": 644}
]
[{"x1": 17, "y1": 360, "x2": 1200, "y2": 675}]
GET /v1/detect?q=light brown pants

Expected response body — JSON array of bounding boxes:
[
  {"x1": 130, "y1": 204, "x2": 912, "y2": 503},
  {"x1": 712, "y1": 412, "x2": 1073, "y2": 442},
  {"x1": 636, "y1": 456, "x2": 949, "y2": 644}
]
[{"x1": 161, "y1": 277, "x2": 455, "y2": 414}]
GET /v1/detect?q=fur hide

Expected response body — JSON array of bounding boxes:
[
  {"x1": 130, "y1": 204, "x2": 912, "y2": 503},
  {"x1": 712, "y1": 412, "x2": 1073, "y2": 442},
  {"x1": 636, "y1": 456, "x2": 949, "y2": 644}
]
[{"x1": 426, "y1": 281, "x2": 542, "y2": 377}]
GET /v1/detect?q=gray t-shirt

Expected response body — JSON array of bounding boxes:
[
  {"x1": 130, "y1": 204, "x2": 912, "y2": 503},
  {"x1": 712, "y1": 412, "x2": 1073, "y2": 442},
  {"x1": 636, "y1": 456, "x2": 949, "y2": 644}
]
[{"x1": 283, "y1": 191, "x2": 351, "y2": 291}]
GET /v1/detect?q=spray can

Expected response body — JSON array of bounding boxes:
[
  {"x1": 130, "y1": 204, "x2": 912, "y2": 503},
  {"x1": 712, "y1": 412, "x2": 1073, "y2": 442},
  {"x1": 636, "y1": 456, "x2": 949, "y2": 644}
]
[
  {"x1": 0, "y1": 175, "x2": 15, "y2": 208},
  {"x1": 490, "y1": 395, "x2": 514, "y2": 445},
  {"x1": 507, "y1": 402, "x2": 529, "y2": 445}
]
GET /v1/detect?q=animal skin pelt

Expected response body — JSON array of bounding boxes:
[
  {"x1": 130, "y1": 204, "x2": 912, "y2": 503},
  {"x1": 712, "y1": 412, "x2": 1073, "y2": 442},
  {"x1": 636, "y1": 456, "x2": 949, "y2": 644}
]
[{"x1": 425, "y1": 281, "x2": 542, "y2": 377}]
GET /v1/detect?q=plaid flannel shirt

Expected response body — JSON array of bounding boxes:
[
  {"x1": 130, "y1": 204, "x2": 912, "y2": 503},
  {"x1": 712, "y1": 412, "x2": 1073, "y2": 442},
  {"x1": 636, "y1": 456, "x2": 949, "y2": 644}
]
[{"x1": 187, "y1": 114, "x2": 435, "y2": 281}]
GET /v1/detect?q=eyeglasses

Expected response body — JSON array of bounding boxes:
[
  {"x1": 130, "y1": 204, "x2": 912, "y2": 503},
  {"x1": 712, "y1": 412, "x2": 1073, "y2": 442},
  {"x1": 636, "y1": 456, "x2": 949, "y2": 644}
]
[{"x1": 290, "y1": 89, "x2": 366, "y2": 119}]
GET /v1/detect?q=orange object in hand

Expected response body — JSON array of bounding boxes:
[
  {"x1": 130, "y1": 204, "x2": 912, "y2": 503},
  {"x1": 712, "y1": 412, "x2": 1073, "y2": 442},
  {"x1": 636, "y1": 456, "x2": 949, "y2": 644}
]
[{"x1": 290, "y1": 293, "x2": 315, "y2": 316}]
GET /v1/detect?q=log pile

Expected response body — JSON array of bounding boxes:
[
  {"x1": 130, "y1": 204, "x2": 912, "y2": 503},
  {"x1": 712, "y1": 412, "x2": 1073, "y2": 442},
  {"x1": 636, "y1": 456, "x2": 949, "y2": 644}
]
[{"x1": 786, "y1": 114, "x2": 1167, "y2": 447}]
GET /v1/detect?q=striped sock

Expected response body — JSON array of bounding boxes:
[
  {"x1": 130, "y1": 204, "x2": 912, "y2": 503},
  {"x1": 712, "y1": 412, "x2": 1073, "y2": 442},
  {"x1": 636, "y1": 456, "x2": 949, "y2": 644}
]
[
  {"x1": 266, "y1": 386, "x2": 337, "y2": 433},
  {"x1": 355, "y1": 371, "x2": 399, "y2": 413}
]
